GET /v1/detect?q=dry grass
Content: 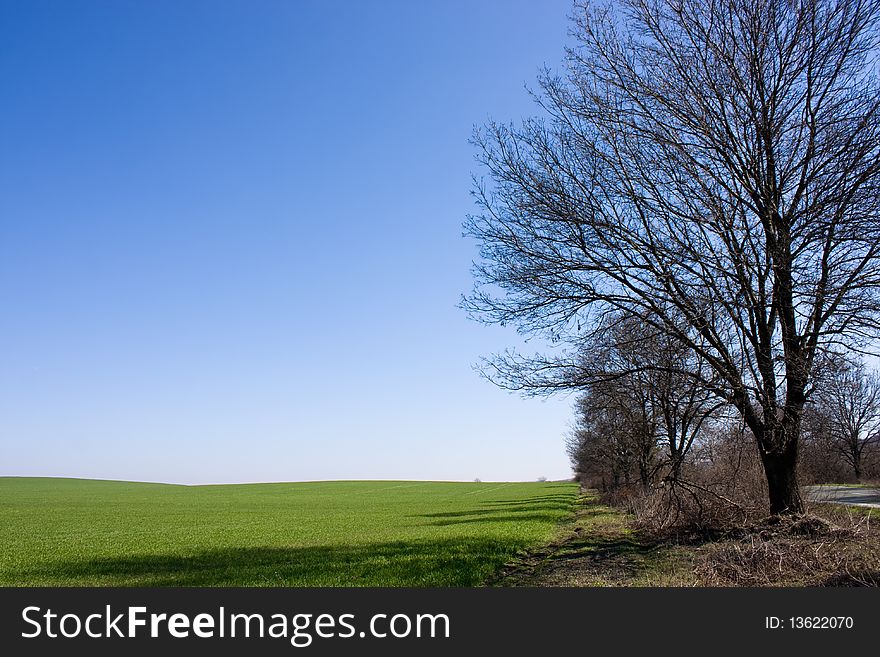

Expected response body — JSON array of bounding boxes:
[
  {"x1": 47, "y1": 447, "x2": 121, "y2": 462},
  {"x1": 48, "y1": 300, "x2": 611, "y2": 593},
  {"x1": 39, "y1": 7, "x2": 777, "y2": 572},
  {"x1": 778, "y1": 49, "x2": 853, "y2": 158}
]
[
  {"x1": 692, "y1": 506, "x2": 880, "y2": 586},
  {"x1": 490, "y1": 491, "x2": 880, "y2": 587}
]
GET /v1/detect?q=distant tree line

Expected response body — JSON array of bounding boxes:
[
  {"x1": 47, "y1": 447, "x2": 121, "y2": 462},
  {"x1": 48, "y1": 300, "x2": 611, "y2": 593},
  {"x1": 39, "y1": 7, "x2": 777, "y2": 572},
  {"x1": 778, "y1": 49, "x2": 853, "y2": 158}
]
[{"x1": 567, "y1": 330, "x2": 880, "y2": 498}]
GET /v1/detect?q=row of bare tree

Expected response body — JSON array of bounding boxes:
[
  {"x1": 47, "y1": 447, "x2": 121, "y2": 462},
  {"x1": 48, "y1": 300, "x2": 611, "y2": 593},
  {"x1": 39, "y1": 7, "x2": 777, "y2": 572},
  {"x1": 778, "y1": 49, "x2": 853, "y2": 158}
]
[{"x1": 566, "y1": 317, "x2": 880, "y2": 496}]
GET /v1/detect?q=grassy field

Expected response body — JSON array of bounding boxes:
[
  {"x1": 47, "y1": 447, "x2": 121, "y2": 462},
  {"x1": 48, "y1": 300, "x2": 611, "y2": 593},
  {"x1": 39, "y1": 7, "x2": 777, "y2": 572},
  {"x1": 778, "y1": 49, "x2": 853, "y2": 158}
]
[{"x1": 0, "y1": 477, "x2": 577, "y2": 586}]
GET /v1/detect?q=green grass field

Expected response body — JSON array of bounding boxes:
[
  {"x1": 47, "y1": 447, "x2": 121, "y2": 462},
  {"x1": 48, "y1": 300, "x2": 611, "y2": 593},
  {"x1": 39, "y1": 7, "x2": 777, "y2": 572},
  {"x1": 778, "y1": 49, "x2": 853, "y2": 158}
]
[{"x1": 0, "y1": 477, "x2": 577, "y2": 586}]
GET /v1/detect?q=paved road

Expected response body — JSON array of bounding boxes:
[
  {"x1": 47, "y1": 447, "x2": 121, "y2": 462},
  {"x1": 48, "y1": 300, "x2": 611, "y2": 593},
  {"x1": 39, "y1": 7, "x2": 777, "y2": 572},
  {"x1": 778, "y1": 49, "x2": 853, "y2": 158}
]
[{"x1": 804, "y1": 485, "x2": 880, "y2": 509}]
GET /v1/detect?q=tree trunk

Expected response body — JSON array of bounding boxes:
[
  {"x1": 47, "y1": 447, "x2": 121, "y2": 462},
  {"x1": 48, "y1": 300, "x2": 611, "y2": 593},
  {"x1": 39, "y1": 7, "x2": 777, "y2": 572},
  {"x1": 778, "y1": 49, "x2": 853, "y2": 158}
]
[
  {"x1": 638, "y1": 462, "x2": 651, "y2": 491},
  {"x1": 760, "y1": 443, "x2": 804, "y2": 515},
  {"x1": 668, "y1": 449, "x2": 684, "y2": 483},
  {"x1": 849, "y1": 436, "x2": 862, "y2": 482}
]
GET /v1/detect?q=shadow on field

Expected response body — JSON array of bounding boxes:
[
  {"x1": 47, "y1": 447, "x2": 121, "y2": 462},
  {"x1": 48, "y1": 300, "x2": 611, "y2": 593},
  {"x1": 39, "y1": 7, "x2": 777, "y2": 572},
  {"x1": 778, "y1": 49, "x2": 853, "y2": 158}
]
[
  {"x1": 413, "y1": 494, "x2": 576, "y2": 527},
  {"x1": 484, "y1": 494, "x2": 574, "y2": 506},
  {"x1": 16, "y1": 537, "x2": 530, "y2": 587},
  {"x1": 418, "y1": 511, "x2": 568, "y2": 526}
]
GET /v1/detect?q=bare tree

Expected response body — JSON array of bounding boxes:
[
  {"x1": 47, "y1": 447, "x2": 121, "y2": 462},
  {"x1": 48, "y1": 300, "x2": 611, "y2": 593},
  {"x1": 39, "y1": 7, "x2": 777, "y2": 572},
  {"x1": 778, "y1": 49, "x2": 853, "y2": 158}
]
[
  {"x1": 799, "y1": 401, "x2": 851, "y2": 482},
  {"x1": 814, "y1": 359, "x2": 880, "y2": 480},
  {"x1": 577, "y1": 313, "x2": 723, "y2": 483},
  {"x1": 466, "y1": 0, "x2": 880, "y2": 514},
  {"x1": 567, "y1": 383, "x2": 657, "y2": 490}
]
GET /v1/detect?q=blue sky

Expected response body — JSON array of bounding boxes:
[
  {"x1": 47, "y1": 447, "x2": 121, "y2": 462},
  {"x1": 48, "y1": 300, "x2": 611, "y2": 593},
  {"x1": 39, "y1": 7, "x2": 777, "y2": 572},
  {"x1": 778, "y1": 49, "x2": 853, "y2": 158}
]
[{"x1": 0, "y1": 0, "x2": 576, "y2": 484}]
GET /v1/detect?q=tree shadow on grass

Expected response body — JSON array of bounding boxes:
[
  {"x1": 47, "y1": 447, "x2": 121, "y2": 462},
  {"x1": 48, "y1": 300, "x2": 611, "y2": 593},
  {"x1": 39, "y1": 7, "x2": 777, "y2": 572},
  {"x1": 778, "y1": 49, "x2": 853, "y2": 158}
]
[
  {"x1": 483, "y1": 494, "x2": 575, "y2": 506},
  {"x1": 419, "y1": 512, "x2": 570, "y2": 527},
  {"x1": 14, "y1": 537, "x2": 532, "y2": 587},
  {"x1": 413, "y1": 497, "x2": 575, "y2": 525}
]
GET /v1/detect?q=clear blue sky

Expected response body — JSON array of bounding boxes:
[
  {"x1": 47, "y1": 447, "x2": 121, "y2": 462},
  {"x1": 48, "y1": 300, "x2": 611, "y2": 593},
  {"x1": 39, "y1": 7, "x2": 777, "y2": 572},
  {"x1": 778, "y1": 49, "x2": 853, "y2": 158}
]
[{"x1": 0, "y1": 0, "x2": 575, "y2": 484}]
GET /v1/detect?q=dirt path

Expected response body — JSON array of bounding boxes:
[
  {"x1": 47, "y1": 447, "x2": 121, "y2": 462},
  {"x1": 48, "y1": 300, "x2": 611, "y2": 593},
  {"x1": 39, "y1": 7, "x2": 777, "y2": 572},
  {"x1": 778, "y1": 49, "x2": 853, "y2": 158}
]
[{"x1": 486, "y1": 494, "x2": 686, "y2": 586}]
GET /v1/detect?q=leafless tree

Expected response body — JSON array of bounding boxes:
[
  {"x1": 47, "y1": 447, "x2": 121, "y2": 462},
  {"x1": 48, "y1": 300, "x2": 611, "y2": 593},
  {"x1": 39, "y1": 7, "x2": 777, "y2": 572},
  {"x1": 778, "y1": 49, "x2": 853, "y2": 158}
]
[
  {"x1": 799, "y1": 402, "x2": 850, "y2": 482},
  {"x1": 814, "y1": 359, "x2": 880, "y2": 480},
  {"x1": 574, "y1": 313, "x2": 723, "y2": 483},
  {"x1": 466, "y1": 0, "x2": 880, "y2": 513},
  {"x1": 567, "y1": 383, "x2": 657, "y2": 490}
]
